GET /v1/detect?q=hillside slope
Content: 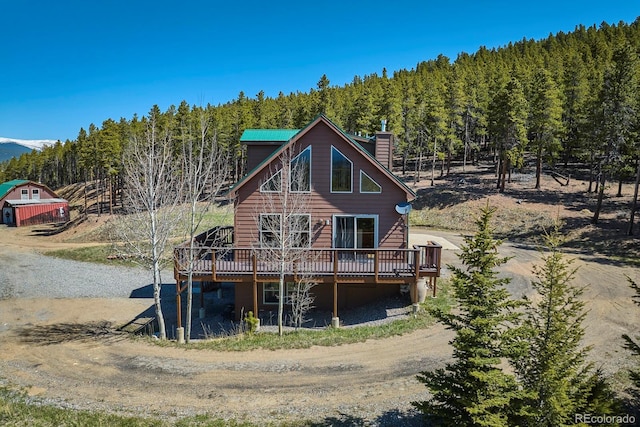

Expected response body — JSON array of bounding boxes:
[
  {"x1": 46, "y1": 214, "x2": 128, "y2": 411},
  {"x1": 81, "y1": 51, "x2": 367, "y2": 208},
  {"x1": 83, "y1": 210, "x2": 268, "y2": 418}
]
[{"x1": 0, "y1": 142, "x2": 33, "y2": 162}]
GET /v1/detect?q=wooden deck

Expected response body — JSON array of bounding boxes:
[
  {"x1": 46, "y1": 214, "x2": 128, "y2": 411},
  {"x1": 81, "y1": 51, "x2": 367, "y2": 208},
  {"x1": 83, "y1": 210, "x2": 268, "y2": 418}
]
[
  {"x1": 172, "y1": 227, "x2": 442, "y2": 327},
  {"x1": 173, "y1": 245, "x2": 441, "y2": 285}
]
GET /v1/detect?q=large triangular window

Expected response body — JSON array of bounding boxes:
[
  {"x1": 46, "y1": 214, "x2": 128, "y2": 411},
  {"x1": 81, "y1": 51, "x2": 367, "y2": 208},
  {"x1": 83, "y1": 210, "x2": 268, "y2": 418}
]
[
  {"x1": 290, "y1": 146, "x2": 311, "y2": 192},
  {"x1": 331, "y1": 146, "x2": 352, "y2": 193},
  {"x1": 260, "y1": 170, "x2": 282, "y2": 192},
  {"x1": 360, "y1": 170, "x2": 381, "y2": 193}
]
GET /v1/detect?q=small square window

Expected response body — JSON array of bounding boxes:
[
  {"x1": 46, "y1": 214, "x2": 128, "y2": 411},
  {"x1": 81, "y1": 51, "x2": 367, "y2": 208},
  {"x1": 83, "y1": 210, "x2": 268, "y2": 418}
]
[
  {"x1": 289, "y1": 214, "x2": 310, "y2": 248},
  {"x1": 260, "y1": 214, "x2": 281, "y2": 247},
  {"x1": 263, "y1": 282, "x2": 296, "y2": 304}
]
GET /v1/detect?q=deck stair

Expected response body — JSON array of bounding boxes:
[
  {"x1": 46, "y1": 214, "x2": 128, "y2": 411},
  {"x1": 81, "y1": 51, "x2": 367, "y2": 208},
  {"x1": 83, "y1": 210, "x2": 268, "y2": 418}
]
[{"x1": 119, "y1": 317, "x2": 155, "y2": 334}]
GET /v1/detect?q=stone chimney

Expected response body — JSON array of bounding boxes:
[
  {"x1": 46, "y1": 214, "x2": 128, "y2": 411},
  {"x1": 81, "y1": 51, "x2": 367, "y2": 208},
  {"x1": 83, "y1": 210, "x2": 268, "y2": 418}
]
[{"x1": 374, "y1": 119, "x2": 394, "y2": 170}]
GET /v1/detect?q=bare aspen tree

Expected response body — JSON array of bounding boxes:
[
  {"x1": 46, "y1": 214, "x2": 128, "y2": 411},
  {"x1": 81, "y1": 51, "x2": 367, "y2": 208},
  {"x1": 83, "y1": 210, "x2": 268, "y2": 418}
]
[
  {"x1": 253, "y1": 142, "x2": 316, "y2": 336},
  {"x1": 289, "y1": 276, "x2": 316, "y2": 329},
  {"x1": 179, "y1": 107, "x2": 228, "y2": 342},
  {"x1": 117, "y1": 107, "x2": 184, "y2": 340}
]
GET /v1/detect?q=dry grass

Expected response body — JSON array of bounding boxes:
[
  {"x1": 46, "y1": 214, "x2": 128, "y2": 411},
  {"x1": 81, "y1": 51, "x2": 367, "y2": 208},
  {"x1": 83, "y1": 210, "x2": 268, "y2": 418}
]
[
  {"x1": 406, "y1": 162, "x2": 640, "y2": 263},
  {"x1": 16, "y1": 321, "x2": 127, "y2": 345}
]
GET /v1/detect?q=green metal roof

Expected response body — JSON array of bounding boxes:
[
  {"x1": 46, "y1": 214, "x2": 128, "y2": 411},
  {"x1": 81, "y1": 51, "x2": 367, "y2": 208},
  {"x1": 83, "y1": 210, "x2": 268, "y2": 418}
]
[
  {"x1": 240, "y1": 129, "x2": 299, "y2": 142},
  {"x1": 0, "y1": 179, "x2": 29, "y2": 200}
]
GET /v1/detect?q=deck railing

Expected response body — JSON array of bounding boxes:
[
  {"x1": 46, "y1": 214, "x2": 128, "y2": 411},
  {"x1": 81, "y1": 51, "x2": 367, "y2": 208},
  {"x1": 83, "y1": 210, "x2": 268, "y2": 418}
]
[
  {"x1": 174, "y1": 243, "x2": 442, "y2": 282},
  {"x1": 187, "y1": 226, "x2": 234, "y2": 247}
]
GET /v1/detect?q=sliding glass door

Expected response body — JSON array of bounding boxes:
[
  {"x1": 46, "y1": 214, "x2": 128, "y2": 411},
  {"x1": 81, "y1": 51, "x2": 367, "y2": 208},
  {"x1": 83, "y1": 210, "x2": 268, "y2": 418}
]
[{"x1": 333, "y1": 215, "x2": 377, "y2": 250}]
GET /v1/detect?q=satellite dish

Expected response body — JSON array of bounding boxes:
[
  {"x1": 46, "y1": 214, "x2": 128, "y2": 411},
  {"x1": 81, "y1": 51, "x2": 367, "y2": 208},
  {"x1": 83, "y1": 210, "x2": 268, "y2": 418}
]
[{"x1": 395, "y1": 202, "x2": 412, "y2": 215}]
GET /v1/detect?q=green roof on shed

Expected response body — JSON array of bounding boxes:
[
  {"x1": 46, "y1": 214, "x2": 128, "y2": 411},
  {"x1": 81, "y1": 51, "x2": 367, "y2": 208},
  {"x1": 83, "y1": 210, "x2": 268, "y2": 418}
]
[
  {"x1": 240, "y1": 129, "x2": 299, "y2": 142},
  {"x1": 0, "y1": 179, "x2": 29, "y2": 200}
]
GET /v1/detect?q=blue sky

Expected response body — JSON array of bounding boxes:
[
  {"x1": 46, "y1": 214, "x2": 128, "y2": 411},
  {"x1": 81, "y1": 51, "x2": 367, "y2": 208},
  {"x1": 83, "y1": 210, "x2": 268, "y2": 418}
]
[{"x1": 1, "y1": 1, "x2": 638, "y2": 142}]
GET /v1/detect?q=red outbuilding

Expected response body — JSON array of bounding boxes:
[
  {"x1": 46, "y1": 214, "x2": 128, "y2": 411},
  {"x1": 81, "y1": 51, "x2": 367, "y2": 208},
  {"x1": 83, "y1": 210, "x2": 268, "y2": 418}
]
[{"x1": 0, "y1": 180, "x2": 70, "y2": 226}]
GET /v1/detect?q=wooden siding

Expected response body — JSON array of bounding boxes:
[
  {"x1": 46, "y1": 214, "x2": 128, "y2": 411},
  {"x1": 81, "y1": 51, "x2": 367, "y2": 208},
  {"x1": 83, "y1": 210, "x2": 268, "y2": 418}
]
[
  {"x1": 234, "y1": 282, "x2": 401, "y2": 320},
  {"x1": 374, "y1": 132, "x2": 394, "y2": 170},
  {"x1": 234, "y1": 120, "x2": 410, "y2": 249},
  {"x1": 14, "y1": 202, "x2": 70, "y2": 226},
  {"x1": 246, "y1": 144, "x2": 281, "y2": 172}
]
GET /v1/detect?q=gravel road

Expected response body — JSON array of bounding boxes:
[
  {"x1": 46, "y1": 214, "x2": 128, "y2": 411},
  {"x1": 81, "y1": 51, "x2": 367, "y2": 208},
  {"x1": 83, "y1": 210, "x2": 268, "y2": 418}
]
[
  {"x1": 0, "y1": 247, "x2": 419, "y2": 335},
  {"x1": 0, "y1": 250, "x2": 156, "y2": 300},
  {"x1": 0, "y1": 228, "x2": 459, "y2": 337},
  {"x1": 0, "y1": 226, "x2": 637, "y2": 426}
]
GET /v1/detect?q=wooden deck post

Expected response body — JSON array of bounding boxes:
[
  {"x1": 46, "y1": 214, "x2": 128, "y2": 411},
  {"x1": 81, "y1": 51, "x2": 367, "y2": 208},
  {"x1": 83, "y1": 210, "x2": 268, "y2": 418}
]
[
  {"x1": 252, "y1": 252, "x2": 258, "y2": 316},
  {"x1": 176, "y1": 280, "x2": 182, "y2": 330},
  {"x1": 173, "y1": 248, "x2": 179, "y2": 285},
  {"x1": 253, "y1": 281, "x2": 258, "y2": 317},
  {"x1": 412, "y1": 248, "x2": 420, "y2": 304},
  {"x1": 374, "y1": 250, "x2": 379, "y2": 283},
  {"x1": 252, "y1": 252, "x2": 257, "y2": 282},
  {"x1": 333, "y1": 281, "x2": 338, "y2": 323},
  {"x1": 211, "y1": 249, "x2": 216, "y2": 281},
  {"x1": 332, "y1": 250, "x2": 339, "y2": 326}
]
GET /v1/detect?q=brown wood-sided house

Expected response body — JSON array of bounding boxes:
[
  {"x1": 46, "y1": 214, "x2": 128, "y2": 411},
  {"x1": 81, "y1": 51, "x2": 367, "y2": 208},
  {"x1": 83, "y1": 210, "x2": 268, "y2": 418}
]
[
  {"x1": 1, "y1": 179, "x2": 70, "y2": 227},
  {"x1": 173, "y1": 115, "x2": 441, "y2": 326}
]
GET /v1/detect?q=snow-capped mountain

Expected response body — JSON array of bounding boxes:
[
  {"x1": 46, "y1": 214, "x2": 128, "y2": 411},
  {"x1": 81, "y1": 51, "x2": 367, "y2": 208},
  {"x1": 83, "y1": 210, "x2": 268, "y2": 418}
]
[
  {"x1": 0, "y1": 138, "x2": 57, "y2": 162},
  {"x1": 0, "y1": 137, "x2": 57, "y2": 150}
]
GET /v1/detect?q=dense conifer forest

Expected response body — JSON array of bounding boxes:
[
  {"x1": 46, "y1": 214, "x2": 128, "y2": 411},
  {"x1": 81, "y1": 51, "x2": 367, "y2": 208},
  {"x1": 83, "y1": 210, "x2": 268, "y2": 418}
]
[{"x1": 2, "y1": 18, "x2": 640, "y2": 220}]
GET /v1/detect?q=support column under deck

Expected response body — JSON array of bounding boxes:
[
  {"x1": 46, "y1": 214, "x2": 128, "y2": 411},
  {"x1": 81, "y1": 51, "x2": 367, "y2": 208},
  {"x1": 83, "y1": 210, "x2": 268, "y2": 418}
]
[
  {"x1": 176, "y1": 279, "x2": 183, "y2": 330},
  {"x1": 252, "y1": 253, "x2": 258, "y2": 316},
  {"x1": 333, "y1": 281, "x2": 338, "y2": 317},
  {"x1": 253, "y1": 280, "x2": 258, "y2": 317},
  {"x1": 332, "y1": 281, "x2": 339, "y2": 327}
]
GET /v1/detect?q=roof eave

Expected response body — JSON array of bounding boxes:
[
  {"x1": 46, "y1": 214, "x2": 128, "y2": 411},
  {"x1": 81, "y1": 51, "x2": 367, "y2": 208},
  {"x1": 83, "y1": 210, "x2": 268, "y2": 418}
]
[
  {"x1": 317, "y1": 116, "x2": 416, "y2": 200},
  {"x1": 229, "y1": 114, "x2": 415, "y2": 200}
]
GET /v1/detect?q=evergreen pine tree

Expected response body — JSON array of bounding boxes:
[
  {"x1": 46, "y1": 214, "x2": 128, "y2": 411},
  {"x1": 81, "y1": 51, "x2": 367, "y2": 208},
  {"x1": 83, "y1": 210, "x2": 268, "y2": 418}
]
[
  {"x1": 413, "y1": 205, "x2": 526, "y2": 426},
  {"x1": 529, "y1": 68, "x2": 564, "y2": 189},
  {"x1": 622, "y1": 277, "x2": 640, "y2": 391},
  {"x1": 593, "y1": 42, "x2": 638, "y2": 224},
  {"x1": 488, "y1": 72, "x2": 528, "y2": 192},
  {"x1": 513, "y1": 230, "x2": 619, "y2": 426}
]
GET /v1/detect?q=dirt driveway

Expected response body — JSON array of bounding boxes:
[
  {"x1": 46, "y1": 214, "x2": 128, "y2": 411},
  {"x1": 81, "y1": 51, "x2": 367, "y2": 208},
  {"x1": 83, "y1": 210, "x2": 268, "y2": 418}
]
[{"x1": 0, "y1": 227, "x2": 638, "y2": 425}]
